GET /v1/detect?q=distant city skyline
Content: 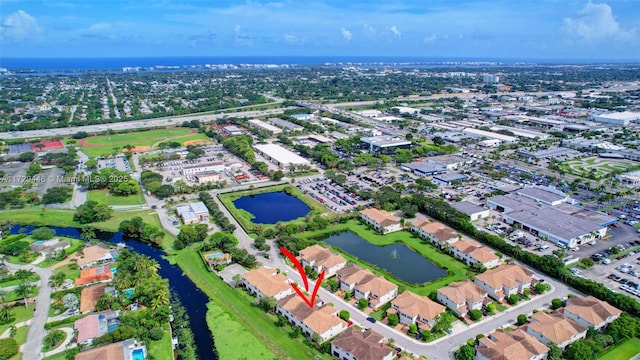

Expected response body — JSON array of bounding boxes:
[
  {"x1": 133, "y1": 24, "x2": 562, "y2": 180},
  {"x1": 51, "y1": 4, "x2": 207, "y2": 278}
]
[{"x1": 1, "y1": 0, "x2": 639, "y2": 61}]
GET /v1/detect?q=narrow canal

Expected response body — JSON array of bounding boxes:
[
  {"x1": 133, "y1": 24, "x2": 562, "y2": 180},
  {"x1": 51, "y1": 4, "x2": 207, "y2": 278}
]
[{"x1": 10, "y1": 225, "x2": 216, "y2": 360}]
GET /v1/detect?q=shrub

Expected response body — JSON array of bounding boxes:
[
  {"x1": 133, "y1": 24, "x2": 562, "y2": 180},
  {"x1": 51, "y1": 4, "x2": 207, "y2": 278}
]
[
  {"x1": 148, "y1": 327, "x2": 164, "y2": 341},
  {"x1": 0, "y1": 338, "x2": 17, "y2": 358},
  {"x1": 507, "y1": 294, "x2": 520, "y2": 305},
  {"x1": 534, "y1": 282, "x2": 548, "y2": 294},
  {"x1": 469, "y1": 309, "x2": 483, "y2": 321},
  {"x1": 387, "y1": 313, "x2": 399, "y2": 326},
  {"x1": 408, "y1": 323, "x2": 417, "y2": 336},
  {"x1": 476, "y1": 334, "x2": 485, "y2": 340},
  {"x1": 339, "y1": 310, "x2": 350, "y2": 321},
  {"x1": 485, "y1": 302, "x2": 496, "y2": 314},
  {"x1": 517, "y1": 314, "x2": 527, "y2": 326},
  {"x1": 357, "y1": 298, "x2": 368, "y2": 310},
  {"x1": 551, "y1": 298, "x2": 563, "y2": 310}
]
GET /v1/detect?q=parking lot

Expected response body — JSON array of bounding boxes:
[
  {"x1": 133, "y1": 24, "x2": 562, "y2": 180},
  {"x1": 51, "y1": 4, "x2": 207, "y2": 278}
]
[
  {"x1": 296, "y1": 176, "x2": 371, "y2": 213},
  {"x1": 97, "y1": 155, "x2": 131, "y2": 173}
]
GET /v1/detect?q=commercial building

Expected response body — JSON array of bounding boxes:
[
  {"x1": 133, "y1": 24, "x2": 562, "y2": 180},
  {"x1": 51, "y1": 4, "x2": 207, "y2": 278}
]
[
  {"x1": 248, "y1": 119, "x2": 282, "y2": 134},
  {"x1": 618, "y1": 170, "x2": 640, "y2": 188},
  {"x1": 400, "y1": 161, "x2": 447, "y2": 176},
  {"x1": 267, "y1": 117, "x2": 304, "y2": 131},
  {"x1": 194, "y1": 171, "x2": 221, "y2": 185},
  {"x1": 176, "y1": 201, "x2": 209, "y2": 225},
  {"x1": 451, "y1": 201, "x2": 490, "y2": 221},
  {"x1": 222, "y1": 125, "x2": 244, "y2": 136},
  {"x1": 330, "y1": 328, "x2": 394, "y2": 360},
  {"x1": 254, "y1": 143, "x2": 310, "y2": 169},
  {"x1": 433, "y1": 172, "x2": 468, "y2": 185},
  {"x1": 360, "y1": 136, "x2": 411, "y2": 155},
  {"x1": 181, "y1": 162, "x2": 226, "y2": 176},
  {"x1": 592, "y1": 111, "x2": 640, "y2": 126},
  {"x1": 462, "y1": 128, "x2": 518, "y2": 144}
]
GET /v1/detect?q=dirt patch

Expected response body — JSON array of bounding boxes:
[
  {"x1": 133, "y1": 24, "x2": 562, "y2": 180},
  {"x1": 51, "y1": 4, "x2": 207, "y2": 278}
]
[
  {"x1": 183, "y1": 139, "x2": 211, "y2": 146},
  {"x1": 124, "y1": 146, "x2": 150, "y2": 153}
]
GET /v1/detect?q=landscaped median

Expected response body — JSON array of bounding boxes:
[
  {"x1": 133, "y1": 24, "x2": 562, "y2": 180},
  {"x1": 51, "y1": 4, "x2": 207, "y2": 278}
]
[
  {"x1": 175, "y1": 246, "x2": 332, "y2": 360},
  {"x1": 300, "y1": 220, "x2": 475, "y2": 296},
  {"x1": 217, "y1": 184, "x2": 328, "y2": 234}
]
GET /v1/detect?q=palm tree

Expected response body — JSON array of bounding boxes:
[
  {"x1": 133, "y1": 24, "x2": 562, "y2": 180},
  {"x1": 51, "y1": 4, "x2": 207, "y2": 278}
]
[
  {"x1": 14, "y1": 269, "x2": 35, "y2": 281},
  {"x1": 0, "y1": 306, "x2": 10, "y2": 322},
  {"x1": 48, "y1": 272, "x2": 66, "y2": 289},
  {"x1": 15, "y1": 282, "x2": 33, "y2": 309},
  {"x1": 81, "y1": 226, "x2": 96, "y2": 240}
]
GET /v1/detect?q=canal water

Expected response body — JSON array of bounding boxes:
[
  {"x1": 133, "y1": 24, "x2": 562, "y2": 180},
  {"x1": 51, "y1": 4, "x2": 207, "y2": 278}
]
[
  {"x1": 10, "y1": 225, "x2": 216, "y2": 360},
  {"x1": 232, "y1": 191, "x2": 310, "y2": 224},
  {"x1": 323, "y1": 231, "x2": 447, "y2": 284}
]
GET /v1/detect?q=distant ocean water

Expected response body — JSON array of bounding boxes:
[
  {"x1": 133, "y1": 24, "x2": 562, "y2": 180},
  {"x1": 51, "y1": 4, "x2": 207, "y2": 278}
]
[{"x1": 0, "y1": 56, "x2": 631, "y2": 72}]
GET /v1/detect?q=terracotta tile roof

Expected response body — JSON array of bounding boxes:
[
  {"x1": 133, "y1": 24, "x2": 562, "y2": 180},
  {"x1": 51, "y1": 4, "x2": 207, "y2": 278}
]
[
  {"x1": 337, "y1": 265, "x2": 376, "y2": 285},
  {"x1": 438, "y1": 280, "x2": 487, "y2": 304},
  {"x1": 74, "y1": 342, "x2": 125, "y2": 360},
  {"x1": 360, "y1": 208, "x2": 400, "y2": 227},
  {"x1": 528, "y1": 312, "x2": 587, "y2": 344},
  {"x1": 277, "y1": 295, "x2": 345, "y2": 335},
  {"x1": 412, "y1": 219, "x2": 458, "y2": 242},
  {"x1": 453, "y1": 239, "x2": 499, "y2": 263},
  {"x1": 474, "y1": 264, "x2": 532, "y2": 289},
  {"x1": 563, "y1": 296, "x2": 622, "y2": 326},
  {"x1": 241, "y1": 267, "x2": 290, "y2": 297},
  {"x1": 299, "y1": 245, "x2": 346, "y2": 270},
  {"x1": 477, "y1": 329, "x2": 549, "y2": 360},
  {"x1": 76, "y1": 244, "x2": 114, "y2": 268},
  {"x1": 392, "y1": 291, "x2": 445, "y2": 322},
  {"x1": 357, "y1": 276, "x2": 397, "y2": 298},
  {"x1": 80, "y1": 284, "x2": 107, "y2": 312},
  {"x1": 75, "y1": 265, "x2": 113, "y2": 286},
  {"x1": 331, "y1": 328, "x2": 393, "y2": 360},
  {"x1": 74, "y1": 315, "x2": 100, "y2": 343}
]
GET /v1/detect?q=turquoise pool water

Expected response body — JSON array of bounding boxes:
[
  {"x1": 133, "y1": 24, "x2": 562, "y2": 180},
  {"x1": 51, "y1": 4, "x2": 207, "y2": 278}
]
[
  {"x1": 123, "y1": 288, "x2": 134, "y2": 299},
  {"x1": 109, "y1": 268, "x2": 117, "y2": 273},
  {"x1": 132, "y1": 348, "x2": 145, "y2": 360},
  {"x1": 33, "y1": 241, "x2": 45, "y2": 245},
  {"x1": 107, "y1": 323, "x2": 119, "y2": 332},
  {"x1": 207, "y1": 252, "x2": 223, "y2": 259}
]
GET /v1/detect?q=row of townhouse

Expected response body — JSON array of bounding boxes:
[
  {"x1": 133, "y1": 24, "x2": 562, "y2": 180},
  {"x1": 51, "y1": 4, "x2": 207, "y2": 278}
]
[
  {"x1": 359, "y1": 208, "x2": 402, "y2": 234},
  {"x1": 298, "y1": 244, "x2": 347, "y2": 277},
  {"x1": 336, "y1": 265, "x2": 398, "y2": 309},
  {"x1": 475, "y1": 296, "x2": 622, "y2": 360},
  {"x1": 276, "y1": 295, "x2": 347, "y2": 343},
  {"x1": 240, "y1": 267, "x2": 293, "y2": 300},
  {"x1": 410, "y1": 219, "x2": 501, "y2": 269},
  {"x1": 437, "y1": 264, "x2": 533, "y2": 317}
]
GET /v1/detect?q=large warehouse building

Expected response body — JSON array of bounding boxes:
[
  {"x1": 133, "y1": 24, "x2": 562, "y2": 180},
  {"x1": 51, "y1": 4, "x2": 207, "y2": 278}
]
[
  {"x1": 591, "y1": 112, "x2": 640, "y2": 126},
  {"x1": 254, "y1": 144, "x2": 310, "y2": 169},
  {"x1": 360, "y1": 136, "x2": 411, "y2": 155}
]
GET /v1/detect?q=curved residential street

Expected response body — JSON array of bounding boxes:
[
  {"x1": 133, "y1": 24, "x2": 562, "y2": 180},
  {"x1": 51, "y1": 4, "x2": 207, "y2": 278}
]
[{"x1": 5, "y1": 262, "x2": 53, "y2": 360}]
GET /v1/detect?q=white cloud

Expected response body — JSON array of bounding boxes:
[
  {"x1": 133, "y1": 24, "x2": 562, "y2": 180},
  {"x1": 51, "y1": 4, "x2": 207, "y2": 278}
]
[
  {"x1": 424, "y1": 34, "x2": 437, "y2": 42},
  {"x1": 284, "y1": 33, "x2": 297, "y2": 44},
  {"x1": 88, "y1": 22, "x2": 111, "y2": 31},
  {"x1": 341, "y1": 28, "x2": 352, "y2": 41},
  {"x1": 390, "y1": 25, "x2": 401, "y2": 37},
  {"x1": 562, "y1": 1, "x2": 635, "y2": 41},
  {"x1": 1, "y1": 10, "x2": 41, "y2": 42}
]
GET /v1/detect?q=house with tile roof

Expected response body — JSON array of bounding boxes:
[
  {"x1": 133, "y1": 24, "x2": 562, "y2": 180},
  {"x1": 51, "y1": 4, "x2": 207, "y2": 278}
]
[
  {"x1": 450, "y1": 239, "x2": 501, "y2": 269},
  {"x1": 330, "y1": 328, "x2": 394, "y2": 360},
  {"x1": 437, "y1": 280, "x2": 488, "y2": 317},
  {"x1": 75, "y1": 338, "x2": 146, "y2": 360},
  {"x1": 359, "y1": 208, "x2": 402, "y2": 234},
  {"x1": 336, "y1": 265, "x2": 398, "y2": 309},
  {"x1": 74, "y1": 310, "x2": 121, "y2": 345},
  {"x1": 80, "y1": 283, "x2": 111, "y2": 313},
  {"x1": 390, "y1": 291, "x2": 446, "y2": 330},
  {"x1": 298, "y1": 245, "x2": 347, "y2": 277},
  {"x1": 77, "y1": 244, "x2": 117, "y2": 269},
  {"x1": 336, "y1": 265, "x2": 376, "y2": 292},
  {"x1": 561, "y1": 296, "x2": 622, "y2": 330},
  {"x1": 526, "y1": 312, "x2": 588, "y2": 349},
  {"x1": 75, "y1": 265, "x2": 113, "y2": 286},
  {"x1": 476, "y1": 329, "x2": 549, "y2": 360},
  {"x1": 276, "y1": 295, "x2": 347, "y2": 343},
  {"x1": 473, "y1": 264, "x2": 534, "y2": 302},
  {"x1": 410, "y1": 219, "x2": 459, "y2": 248},
  {"x1": 240, "y1": 267, "x2": 293, "y2": 300}
]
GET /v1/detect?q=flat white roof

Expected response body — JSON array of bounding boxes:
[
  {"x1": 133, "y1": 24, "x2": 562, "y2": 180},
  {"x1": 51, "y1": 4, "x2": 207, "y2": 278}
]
[
  {"x1": 594, "y1": 112, "x2": 640, "y2": 121},
  {"x1": 462, "y1": 128, "x2": 518, "y2": 142},
  {"x1": 254, "y1": 144, "x2": 310, "y2": 165},
  {"x1": 248, "y1": 119, "x2": 282, "y2": 133}
]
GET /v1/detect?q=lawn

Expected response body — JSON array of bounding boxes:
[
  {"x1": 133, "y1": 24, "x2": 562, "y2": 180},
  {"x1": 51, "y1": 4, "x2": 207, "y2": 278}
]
[
  {"x1": 87, "y1": 189, "x2": 145, "y2": 206},
  {"x1": 37, "y1": 238, "x2": 85, "y2": 268},
  {"x1": 146, "y1": 323, "x2": 173, "y2": 360},
  {"x1": 560, "y1": 157, "x2": 640, "y2": 180},
  {"x1": 175, "y1": 247, "x2": 330, "y2": 360},
  {"x1": 300, "y1": 220, "x2": 475, "y2": 296},
  {"x1": 0, "y1": 305, "x2": 34, "y2": 336},
  {"x1": 54, "y1": 263, "x2": 80, "y2": 282},
  {"x1": 218, "y1": 184, "x2": 327, "y2": 234},
  {"x1": 599, "y1": 337, "x2": 640, "y2": 359},
  {"x1": 78, "y1": 128, "x2": 211, "y2": 157}
]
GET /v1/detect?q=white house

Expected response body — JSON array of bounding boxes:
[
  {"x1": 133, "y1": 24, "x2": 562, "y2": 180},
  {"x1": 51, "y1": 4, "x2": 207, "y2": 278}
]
[
  {"x1": 526, "y1": 312, "x2": 587, "y2": 349},
  {"x1": 450, "y1": 239, "x2": 501, "y2": 269},
  {"x1": 240, "y1": 267, "x2": 293, "y2": 300},
  {"x1": 359, "y1": 208, "x2": 402, "y2": 234},
  {"x1": 473, "y1": 264, "x2": 533, "y2": 302},
  {"x1": 298, "y1": 245, "x2": 346, "y2": 278},
  {"x1": 276, "y1": 295, "x2": 347, "y2": 343},
  {"x1": 561, "y1": 296, "x2": 622, "y2": 330},
  {"x1": 391, "y1": 291, "x2": 445, "y2": 330},
  {"x1": 437, "y1": 280, "x2": 488, "y2": 317}
]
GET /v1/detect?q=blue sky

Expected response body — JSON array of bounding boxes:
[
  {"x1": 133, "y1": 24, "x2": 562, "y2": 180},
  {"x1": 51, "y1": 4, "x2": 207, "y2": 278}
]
[{"x1": 1, "y1": 0, "x2": 639, "y2": 60}]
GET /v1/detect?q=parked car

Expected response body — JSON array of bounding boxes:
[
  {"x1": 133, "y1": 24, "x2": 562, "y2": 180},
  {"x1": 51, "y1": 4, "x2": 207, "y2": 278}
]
[{"x1": 366, "y1": 317, "x2": 376, "y2": 323}]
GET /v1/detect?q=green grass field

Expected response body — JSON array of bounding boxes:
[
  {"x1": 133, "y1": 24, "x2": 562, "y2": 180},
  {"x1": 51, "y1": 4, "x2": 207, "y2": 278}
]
[
  {"x1": 301, "y1": 220, "x2": 475, "y2": 296},
  {"x1": 218, "y1": 185, "x2": 327, "y2": 234},
  {"x1": 0, "y1": 306, "x2": 34, "y2": 337},
  {"x1": 176, "y1": 247, "x2": 330, "y2": 360},
  {"x1": 54, "y1": 263, "x2": 80, "y2": 282},
  {"x1": 87, "y1": 189, "x2": 145, "y2": 206},
  {"x1": 146, "y1": 323, "x2": 174, "y2": 360},
  {"x1": 599, "y1": 337, "x2": 640, "y2": 359},
  {"x1": 560, "y1": 156, "x2": 640, "y2": 180},
  {"x1": 78, "y1": 128, "x2": 211, "y2": 157}
]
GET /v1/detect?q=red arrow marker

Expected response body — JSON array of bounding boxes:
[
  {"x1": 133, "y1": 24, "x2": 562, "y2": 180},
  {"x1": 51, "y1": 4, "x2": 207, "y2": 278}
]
[{"x1": 280, "y1": 246, "x2": 325, "y2": 308}]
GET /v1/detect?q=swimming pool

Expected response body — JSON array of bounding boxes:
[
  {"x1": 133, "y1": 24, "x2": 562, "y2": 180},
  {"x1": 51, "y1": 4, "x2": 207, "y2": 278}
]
[
  {"x1": 109, "y1": 268, "x2": 117, "y2": 274},
  {"x1": 206, "y1": 252, "x2": 224, "y2": 259},
  {"x1": 131, "y1": 348, "x2": 145, "y2": 360},
  {"x1": 33, "y1": 241, "x2": 45, "y2": 245},
  {"x1": 123, "y1": 288, "x2": 134, "y2": 299}
]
